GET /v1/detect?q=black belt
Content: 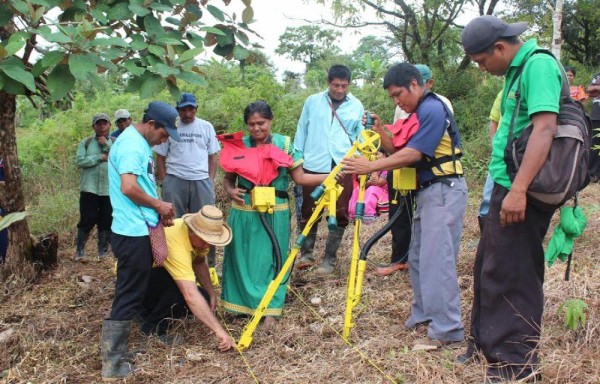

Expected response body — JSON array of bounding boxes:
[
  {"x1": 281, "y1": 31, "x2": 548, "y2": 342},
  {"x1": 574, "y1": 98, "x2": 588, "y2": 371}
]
[{"x1": 419, "y1": 174, "x2": 463, "y2": 190}]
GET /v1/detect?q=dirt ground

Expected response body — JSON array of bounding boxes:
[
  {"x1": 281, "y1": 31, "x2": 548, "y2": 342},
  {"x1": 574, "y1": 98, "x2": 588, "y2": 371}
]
[{"x1": 1, "y1": 183, "x2": 599, "y2": 384}]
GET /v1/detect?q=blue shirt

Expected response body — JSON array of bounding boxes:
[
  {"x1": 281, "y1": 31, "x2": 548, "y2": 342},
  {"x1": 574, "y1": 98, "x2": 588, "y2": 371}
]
[
  {"x1": 294, "y1": 91, "x2": 364, "y2": 172},
  {"x1": 406, "y1": 96, "x2": 463, "y2": 184},
  {"x1": 108, "y1": 127, "x2": 159, "y2": 236},
  {"x1": 110, "y1": 125, "x2": 133, "y2": 139}
]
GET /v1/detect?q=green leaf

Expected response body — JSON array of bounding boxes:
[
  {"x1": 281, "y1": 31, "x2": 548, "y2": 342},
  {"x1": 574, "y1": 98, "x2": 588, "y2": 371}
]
[
  {"x1": 144, "y1": 15, "x2": 164, "y2": 36},
  {"x1": 199, "y1": 26, "x2": 227, "y2": 36},
  {"x1": 90, "y1": 8, "x2": 108, "y2": 24},
  {"x1": 123, "y1": 59, "x2": 146, "y2": 76},
  {"x1": 206, "y1": 5, "x2": 225, "y2": 22},
  {"x1": 129, "y1": 0, "x2": 150, "y2": 17},
  {"x1": 233, "y1": 45, "x2": 250, "y2": 60},
  {"x1": 3, "y1": 34, "x2": 27, "y2": 57},
  {"x1": 31, "y1": 59, "x2": 45, "y2": 77},
  {"x1": 167, "y1": 80, "x2": 181, "y2": 101},
  {"x1": 242, "y1": 6, "x2": 253, "y2": 23},
  {"x1": 10, "y1": 0, "x2": 29, "y2": 15},
  {"x1": 157, "y1": 36, "x2": 184, "y2": 45},
  {"x1": 241, "y1": 0, "x2": 251, "y2": 6},
  {"x1": 140, "y1": 74, "x2": 166, "y2": 99},
  {"x1": 47, "y1": 64, "x2": 75, "y2": 101},
  {"x1": 176, "y1": 71, "x2": 206, "y2": 86},
  {"x1": 107, "y1": 2, "x2": 132, "y2": 20},
  {"x1": 0, "y1": 4, "x2": 13, "y2": 27},
  {"x1": 0, "y1": 64, "x2": 36, "y2": 92},
  {"x1": 0, "y1": 212, "x2": 29, "y2": 231},
  {"x1": 178, "y1": 47, "x2": 203, "y2": 63},
  {"x1": 216, "y1": 28, "x2": 234, "y2": 46},
  {"x1": 186, "y1": 32, "x2": 204, "y2": 48},
  {"x1": 149, "y1": 2, "x2": 173, "y2": 12},
  {"x1": 0, "y1": 73, "x2": 26, "y2": 95},
  {"x1": 125, "y1": 76, "x2": 143, "y2": 93},
  {"x1": 235, "y1": 30, "x2": 250, "y2": 46},
  {"x1": 149, "y1": 63, "x2": 179, "y2": 77},
  {"x1": 131, "y1": 40, "x2": 148, "y2": 51},
  {"x1": 41, "y1": 50, "x2": 65, "y2": 67},
  {"x1": 185, "y1": 3, "x2": 202, "y2": 19},
  {"x1": 45, "y1": 31, "x2": 72, "y2": 44},
  {"x1": 148, "y1": 44, "x2": 165, "y2": 57},
  {"x1": 68, "y1": 53, "x2": 97, "y2": 81},
  {"x1": 213, "y1": 43, "x2": 233, "y2": 58}
]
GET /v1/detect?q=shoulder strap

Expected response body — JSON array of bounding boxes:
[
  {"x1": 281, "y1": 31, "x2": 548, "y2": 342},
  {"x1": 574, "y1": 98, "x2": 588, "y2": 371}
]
[
  {"x1": 327, "y1": 97, "x2": 354, "y2": 146},
  {"x1": 84, "y1": 136, "x2": 94, "y2": 150},
  {"x1": 422, "y1": 91, "x2": 460, "y2": 174}
]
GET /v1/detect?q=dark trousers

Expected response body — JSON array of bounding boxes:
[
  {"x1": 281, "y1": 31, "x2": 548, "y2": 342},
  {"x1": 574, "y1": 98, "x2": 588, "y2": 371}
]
[
  {"x1": 590, "y1": 119, "x2": 600, "y2": 179},
  {"x1": 77, "y1": 192, "x2": 112, "y2": 232},
  {"x1": 140, "y1": 267, "x2": 209, "y2": 334},
  {"x1": 300, "y1": 168, "x2": 353, "y2": 228},
  {"x1": 386, "y1": 171, "x2": 414, "y2": 264},
  {"x1": 110, "y1": 234, "x2": 153, "y2": 321},
  {"x1": 469, "y1": 184, "x2": 554, "y2": 380}
]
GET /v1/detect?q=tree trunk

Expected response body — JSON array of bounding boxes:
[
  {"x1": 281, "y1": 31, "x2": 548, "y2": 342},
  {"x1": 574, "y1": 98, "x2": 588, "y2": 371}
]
[
  {"x1": 0, "y1": 91, "x2": 33, "y2": 277},
  {"x1": 551, "y1": 0, "x2": 564, "y2": 59}
]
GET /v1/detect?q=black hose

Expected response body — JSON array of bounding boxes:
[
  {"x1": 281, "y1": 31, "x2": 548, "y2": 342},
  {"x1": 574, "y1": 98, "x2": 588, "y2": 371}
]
[
  {"x1": 259, "y1": 212, "x2": 282, "y2": 276},
  {"x1": 359, "y1": 196, "x2": 405, "y2": 261}
]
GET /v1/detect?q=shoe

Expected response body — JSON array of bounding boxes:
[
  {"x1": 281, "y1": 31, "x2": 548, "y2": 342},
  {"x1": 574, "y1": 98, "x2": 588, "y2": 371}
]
[
  {"x1": 374, "y1": 262, "x2": 408, "y2": 276},
  {"x1": 412, "y1": 337, "x2": 463, "y2": 351},
  {"x1": 296, "y1": 255, "x2": 314, "y2": 270},
  {"x1": 315, "y1": 259, "x2": 335, "y2": 274},
  {"x1": 75, "y1": 228, "x2": 90, "y2": 262},
  {"x1": 101, "y1": 320, "x2": 134, "y2": 381},
  {"x1": 97, "y1": 230, "x2": 110, "y2": 259}
]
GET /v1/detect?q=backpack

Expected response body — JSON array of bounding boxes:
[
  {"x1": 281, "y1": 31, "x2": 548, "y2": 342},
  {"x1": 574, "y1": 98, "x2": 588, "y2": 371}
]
[{"x1": 504, "y1": 49, "x2": 591, "y2": 210}]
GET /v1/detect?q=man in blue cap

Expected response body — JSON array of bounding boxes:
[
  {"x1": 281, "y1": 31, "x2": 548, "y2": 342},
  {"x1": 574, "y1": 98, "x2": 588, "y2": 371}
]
[
  {"x1": 154, "y1": 93, "x2": 220, "y2": 270},
  {"x1": 101, "y1": 101, "x2": 180, "y2": 381},
  {"x1": 460, "y1": 15, "x2": 561, "y2": 382}
]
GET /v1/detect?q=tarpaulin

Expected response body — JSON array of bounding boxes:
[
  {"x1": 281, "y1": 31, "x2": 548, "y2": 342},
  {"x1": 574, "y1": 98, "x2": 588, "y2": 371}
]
[{"x1": 217, "y1": 131, "x2": 293, "y2": 186}]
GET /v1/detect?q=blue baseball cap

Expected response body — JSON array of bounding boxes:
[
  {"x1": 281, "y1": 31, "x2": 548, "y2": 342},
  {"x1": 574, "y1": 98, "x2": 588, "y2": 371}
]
[
  {"x1": 176, "y1": 93, "x2": 198, "y2": 109},
  {"x1": 144, "y1": 101, "x2": 181, "y2": 142},
  {"x1": 415, "y1": 64, "x2": 432, "y2": 81}
]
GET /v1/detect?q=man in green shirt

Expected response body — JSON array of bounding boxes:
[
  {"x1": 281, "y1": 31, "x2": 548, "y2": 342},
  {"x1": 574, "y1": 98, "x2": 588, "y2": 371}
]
[
  {"x1": 75, "y1": 113, "x2": 114, "y2": 261},
  {"x1": 460, "y1": 16, "x2": 561, "y2": 382}
]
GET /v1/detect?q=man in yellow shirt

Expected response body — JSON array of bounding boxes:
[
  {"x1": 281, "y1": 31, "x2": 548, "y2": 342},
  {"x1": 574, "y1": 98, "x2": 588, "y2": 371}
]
[{"x1": 138, "y1": 205, "x2": 235, "y2": 351}]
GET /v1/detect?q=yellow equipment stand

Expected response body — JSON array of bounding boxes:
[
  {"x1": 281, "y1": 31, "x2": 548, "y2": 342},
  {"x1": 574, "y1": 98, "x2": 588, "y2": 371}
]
[
  {"x1": 237, "y1": 130, "x2": 381, "y2": 351},
  {"x1": 342, "y1": 166, "x2": 416, "y2": 340}
]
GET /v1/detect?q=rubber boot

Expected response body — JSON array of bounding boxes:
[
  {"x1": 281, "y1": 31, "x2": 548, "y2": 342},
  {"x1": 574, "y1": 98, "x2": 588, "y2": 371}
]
[
  {"x1": 316, "y1": 226, "x2": 346, "y2": 274},
  {"x1": 98, "y1": 230, "x2": 110, "y2": 259},
  {"x1": 75, "y1": 228, "x2": 90, "y2": 262},
  {"x1": 477, "y1": 216, "x2": 486, "y2": 234},
  {"x1": 297, "y1": 225, "x2": 318, "y2": 269},
  {"x1": 101, "y1": 320, "x2": 133, "y2": 381}
]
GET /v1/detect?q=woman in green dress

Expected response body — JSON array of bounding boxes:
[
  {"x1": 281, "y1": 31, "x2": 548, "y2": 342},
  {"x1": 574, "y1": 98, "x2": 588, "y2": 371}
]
[{"x1": 221, "y1": 101, "x2": 325, "y2": 327}]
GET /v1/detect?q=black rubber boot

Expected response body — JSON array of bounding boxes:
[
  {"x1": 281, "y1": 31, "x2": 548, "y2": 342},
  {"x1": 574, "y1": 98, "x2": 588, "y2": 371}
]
[
  {"x1": 101, "y1": 320, "x2": 133, "y2": 381},
  {"x1": 297, "y1": 225, "x2": 318, "y2": 269},
  {"x1": 97, "y1": 230, "x2": 110, "y2": 259},
  {"x1": 75, "y1": 228, "x2": 90, "y2": 262},
  {"x1": 316, "y1": 226, "x2": 346, "y2": 274}
]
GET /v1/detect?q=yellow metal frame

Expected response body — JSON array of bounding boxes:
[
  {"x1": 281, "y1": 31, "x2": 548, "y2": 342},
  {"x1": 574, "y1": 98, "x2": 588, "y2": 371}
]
[{"x1": 237, "y1": 130, "x2": 381, "y2": 351}]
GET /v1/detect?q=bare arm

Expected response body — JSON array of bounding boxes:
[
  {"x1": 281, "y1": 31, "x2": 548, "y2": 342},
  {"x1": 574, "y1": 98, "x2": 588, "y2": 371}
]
[
  {"x1": 289, "y1": 167, "x2": 327, "y2": 186},
  {"x1": 223, "y1": 172, "x2": 245, "y2": 205},
  {"x1": 489, "y1": 120, "x2": 499, "y2": 140},
  {"x1": 192, "y1": 255, "x2": 217, "y2": 312},
  {"x1": 208, "y1": 154, "x2": 218, "y2": 180},
  {"x1": 156, "y1": 154, "x2": 166, "y2": 183},
  {"x1": 500, "y1": 112, "x2": 557, "y2": 226},
  {"x1": 341, "y1": 147, "x2": 423, "y2": 175},
  {"x1": 365, "y1": 112, "x2": 396, "y2": 155},
  {"x1": 587, "y1": 84, "x2": 600, "y2": 98},
  {"x1": 174, "y1": 279, "x2": 236, "y2": 351},
  {"x1": 120, "y1": 173, "x2": 174, "y2": 223}
]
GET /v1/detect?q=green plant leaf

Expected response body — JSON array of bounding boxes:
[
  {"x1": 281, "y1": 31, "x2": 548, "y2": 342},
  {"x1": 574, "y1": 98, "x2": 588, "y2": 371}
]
[
  {"x1": 199, "y1": 26, "x2": 227, "y2": 36},
  {"x1": 176, "y1": 71, "x2": 206, "y2": 86},
  {"x1": 144, "y1": 15, "x2": 164, "y2": 36},
  {"x1": 178, "y1": 47, "x2": 203, "y2": 63},
  {"x1": 233, "y1": 45, "x2": 249, "y2": 60},
  {"x1": 0, "y1": 4, "x2": 13, "y2": 27},
  {"x1": 149, "y1": 62, "x2": 179, "y2": 77},
  {"x1": 68, "y1": 53, "x2": 97, "y2": 81},
  {"x1": 3, "y1": 34, "x2": 27, "y2": 57},
  {"x1": 90, "y1": 8, "x2": 108, "y2": 24},
  {"x1": 0, "y1": 72, "x2": 26, "y2": 95},
  {"x1": 150, "y1": 2, "x2": 173, "y2": 12},
  {"x1": 41, "y1": 50, "x2": 65, "y2": 67},
  {"x1": 186, "y1": 32, "x2": 204, "y2": 48},
  {"x1": 45, "y1": 31, "x2": 72, "y2": 44},
  {"x1": 242, "y1": 6, "x2": 253, "y2": 23},
  {"x1": 125, "y1": 75, "x2": 143, "y2": 93},
  {"x1": 123, "y1": 59, "x2": 146, "y2": 76},
  {"x1": 0, "y1": 64, "x2": 36, "y2": 92},
  {"x1": 107, "y1": 2, "x2": 132, "y2": 20},
  {"x1": 129, "y1": 0, "x2": 150, "y2": 17},
  {"x1": 206, "y1": 5, "x2": 225, "y2": 22},
  {"x1": 0, "y1": 212, "x2": 29, "y2": 231},
  {"x1": 157, "y1": 36, "x2": 184, "y2": 45},
  {"x1": 148, "y1": 44, "x2": 165, "y2": 57},
  {"x1": 47, "y1": 64, "x2": 75, "y2": 101},
  {"x1": 139, "y1": 73, "x2": 166, "y2": 99}
]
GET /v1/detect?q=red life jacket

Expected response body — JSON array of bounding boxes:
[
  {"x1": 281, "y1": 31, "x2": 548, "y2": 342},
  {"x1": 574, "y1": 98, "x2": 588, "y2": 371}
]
[{"x1": 384, "y1": 113, "x2": 420, "y2": 149}]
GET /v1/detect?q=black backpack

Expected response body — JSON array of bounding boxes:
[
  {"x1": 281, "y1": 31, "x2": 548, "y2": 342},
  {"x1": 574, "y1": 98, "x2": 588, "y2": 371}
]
[{"x1": 504, "y1": 49, "x2": 591, "y2": 210}]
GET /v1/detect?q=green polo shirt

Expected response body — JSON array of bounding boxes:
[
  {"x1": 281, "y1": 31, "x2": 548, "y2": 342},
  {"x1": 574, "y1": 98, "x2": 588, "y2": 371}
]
[{"x1": 489, "y1": 39, "x2": 562, "y2": 189}]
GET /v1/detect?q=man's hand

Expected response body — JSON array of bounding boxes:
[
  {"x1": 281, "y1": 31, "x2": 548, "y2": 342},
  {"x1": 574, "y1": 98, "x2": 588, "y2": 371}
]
[
  {"x1": 500, "y1": 190, "x2": 526, "y2": 226},
  {"x1": 155, "y1": 200, "x2": 175, "y2": 225},
  {"x1": 97, "y1": 136, "x2": 107, "y2": 146},
  {"x1": 215, "y1": 330, "x2": 236, "y2": 352},
  {"x1": 341, "y1": 156, "x2": 373, "y2": 175},
  {"x1": 227, "y1": 187, "x2": 246, "y2": 205},
  {"x1": 101, "y1": 153, "x2": 108, "y2": 162}
]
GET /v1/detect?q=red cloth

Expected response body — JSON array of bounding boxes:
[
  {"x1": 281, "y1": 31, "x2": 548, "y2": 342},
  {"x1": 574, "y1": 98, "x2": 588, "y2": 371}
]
[
  {"x1": 217, "y1": 131, "x2": 293, "y2": 186},
  {"x1": 384, "y1": 113, "x2": 420, "y2": 149}
]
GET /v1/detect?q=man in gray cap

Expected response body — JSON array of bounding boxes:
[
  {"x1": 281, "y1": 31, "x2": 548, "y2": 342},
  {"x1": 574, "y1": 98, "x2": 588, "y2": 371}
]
[
  {"x1": 101, "y1": 101, "x2": 180, "y2": 381},
  {"x1": 459, "y1": 15, "x2": 561, "y2": 382},
  {"x1": 74, "y1": 113, "x2": 114, "y2": 261},
  {"x1": 110, "y1": 109, "x2": 132, "y2": 139}
]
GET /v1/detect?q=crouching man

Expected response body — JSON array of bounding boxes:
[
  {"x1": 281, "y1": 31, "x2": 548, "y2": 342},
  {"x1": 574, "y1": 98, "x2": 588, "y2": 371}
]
[{"x1": 138, "y1": 205, "x2": 236, "y2": 351}]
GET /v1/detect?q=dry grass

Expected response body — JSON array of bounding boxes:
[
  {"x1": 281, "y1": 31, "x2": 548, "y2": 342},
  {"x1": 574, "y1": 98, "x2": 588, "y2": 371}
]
[{"x1": 1, "y1": 183, "x2": 598, "y2": 384}]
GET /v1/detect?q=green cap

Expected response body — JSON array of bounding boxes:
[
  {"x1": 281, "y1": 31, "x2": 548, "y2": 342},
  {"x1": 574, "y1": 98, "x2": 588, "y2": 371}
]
[{"x1": 415, "y1": 64, "x2": 432, "y2": 81}]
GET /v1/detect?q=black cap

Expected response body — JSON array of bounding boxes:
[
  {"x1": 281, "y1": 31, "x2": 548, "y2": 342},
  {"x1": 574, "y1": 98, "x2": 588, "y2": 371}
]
[
  {"x1": 462, "y1": 15, "x2": 528, "y2": 55},
  {"x1": 144, "y1": 101, "x2": 181, "y2": 142}
]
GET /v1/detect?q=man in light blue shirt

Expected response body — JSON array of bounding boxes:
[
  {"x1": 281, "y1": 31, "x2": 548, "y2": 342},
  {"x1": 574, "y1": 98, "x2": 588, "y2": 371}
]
[
  {"x1": 294, "y1": 64, "x2": 364, "y2": 274},
  {"x1": 101, "y1": 101, "x2": 180, "y2": 381}
]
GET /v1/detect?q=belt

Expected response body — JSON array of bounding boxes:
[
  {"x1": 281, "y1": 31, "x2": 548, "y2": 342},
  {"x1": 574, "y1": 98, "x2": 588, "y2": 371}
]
[
  {"x1": 419, "y1": 174, "x2": 463, "y2": 190},
  {"x1": 243, "y1": 188, "x2": 289, "y2": 200}
]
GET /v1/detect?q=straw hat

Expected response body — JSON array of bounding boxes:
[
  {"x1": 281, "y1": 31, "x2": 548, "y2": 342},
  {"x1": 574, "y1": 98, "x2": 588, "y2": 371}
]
[{"x1": 183, "y1": 206, "x2": 232, "y2": 246}]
